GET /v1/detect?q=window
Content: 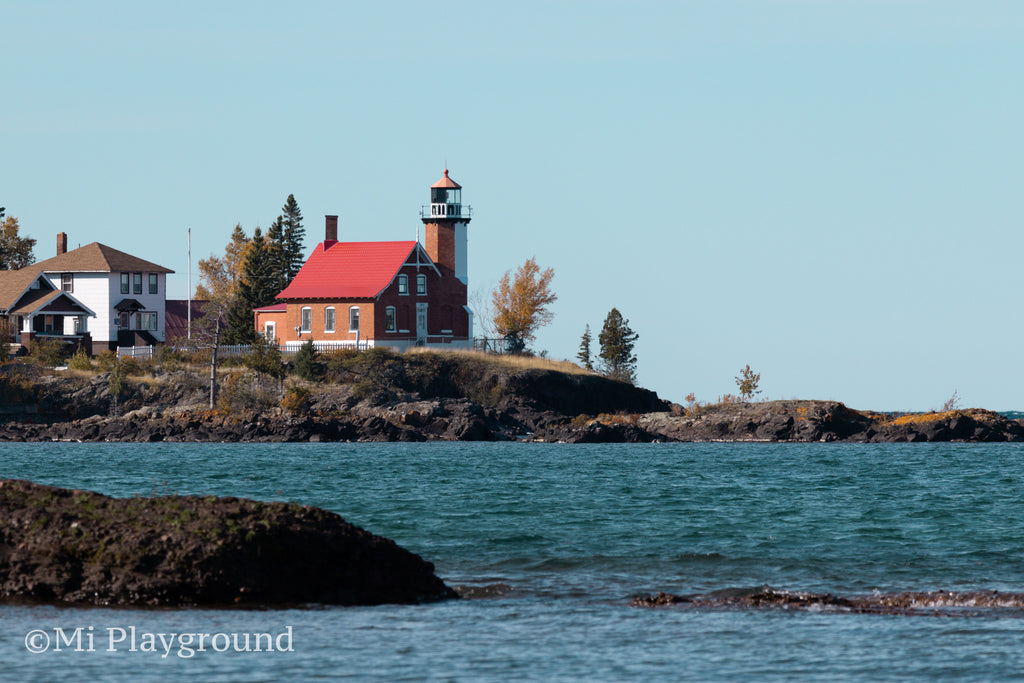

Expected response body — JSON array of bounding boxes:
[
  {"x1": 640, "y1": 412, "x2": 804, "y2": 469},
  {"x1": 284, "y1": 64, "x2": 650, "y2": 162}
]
[
  {"x1": 349, "y1": 306, "x2": 360, "y2": 332},
  {"x1": 325, "y1": 306, "x2": 336, "y2": 333},
  {"x1": 265, "y1": 322, "x2": 276, "y2": 342},
  {"x1": 149, "y1": 273, "x2": 158, "y2": 294},
  {"x1": 61, "y1": 273, "x2": 73, "y2": 293},
  {"x1": 397, "y1": 274, "x2": 408, "y2": 295},
  {"x1": 133, "y1": 272, "x2": 142, "y2": 295},
  {"x1": 300, "y1": 307, "x2": 312, "y2": 333},
  {"x1": 385, "y1": 306, "x2": 396, "y2": 332},
  {"x1": 120, "y1": 273, "x2": 130, "y2": 294},
  {"x1": 416, "y1": 274, "x2": 427, "y2": 295},
  {"x1": 137, "y1": 312, "x2": 157, "y2": 331}
]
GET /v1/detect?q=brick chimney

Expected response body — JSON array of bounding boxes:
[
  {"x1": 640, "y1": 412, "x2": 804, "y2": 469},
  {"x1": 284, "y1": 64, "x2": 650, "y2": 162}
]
[
  {"x1": 57, "y1": 232, "x2": 68, "y2": 256},
  {"x1": 324, "y1": 215, "x2": 338, "y2": 244}
]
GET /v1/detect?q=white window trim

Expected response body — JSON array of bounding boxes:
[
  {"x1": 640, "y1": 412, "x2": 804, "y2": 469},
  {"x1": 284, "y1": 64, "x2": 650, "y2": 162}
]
[
  {"x1": 349, "y1": 306, "x2": 360, "y2": 333},
  {"x1": 324, "y1": 306, "x2": 336, "y2": 333},
  {"x1": 416, "y1": 274, "x2": 427, "y2": 295},
  {"x1": 300, "y1": 306, "x2": 312, "y2": 333},
  {"x1": 384, "y1": 306, "x2": 397, "y2": 333},
  {"x1": 397, "y1": 274, "x2": 409, "y2": 296}
]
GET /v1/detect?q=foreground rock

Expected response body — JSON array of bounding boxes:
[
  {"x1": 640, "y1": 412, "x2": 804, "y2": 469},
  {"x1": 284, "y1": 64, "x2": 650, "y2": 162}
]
[
  {"x1": 0, "y1": 479, "x2": 456, "y2": 607},
  {"x1": 632, "y1": 587, "x2": 1024, "y2": 615}
]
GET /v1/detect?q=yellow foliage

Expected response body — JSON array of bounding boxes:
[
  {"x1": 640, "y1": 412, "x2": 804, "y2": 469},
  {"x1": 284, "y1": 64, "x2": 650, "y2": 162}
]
[{"x1": 491, "y1": 257, "x2": 557, "y2": 349}]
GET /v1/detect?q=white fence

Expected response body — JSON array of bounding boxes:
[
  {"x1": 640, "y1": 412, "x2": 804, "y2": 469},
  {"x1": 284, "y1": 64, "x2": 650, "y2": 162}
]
[{"x1": 117, "y1": 339, "x2": 374, "y2": 360}]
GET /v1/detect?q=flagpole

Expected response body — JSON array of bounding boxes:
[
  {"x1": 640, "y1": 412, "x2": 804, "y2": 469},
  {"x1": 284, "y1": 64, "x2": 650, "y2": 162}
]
[{"x1": 187, "y1": 228, "x2": 192, "y2": 340}]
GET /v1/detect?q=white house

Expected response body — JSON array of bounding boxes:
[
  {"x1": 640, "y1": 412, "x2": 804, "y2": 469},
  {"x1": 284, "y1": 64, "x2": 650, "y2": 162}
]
[
  {"x1": 28, "y1": 233, "x2": 174, "y2": 350},
  {"x1": 0, "y1": 269, "x2": 95, "y2": 350}
]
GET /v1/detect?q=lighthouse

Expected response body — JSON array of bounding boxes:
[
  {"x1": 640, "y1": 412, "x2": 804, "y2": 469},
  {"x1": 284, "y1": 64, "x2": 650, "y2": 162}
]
[{"x1": 422, "y1": 169, "x2": 471, "y2": 285}]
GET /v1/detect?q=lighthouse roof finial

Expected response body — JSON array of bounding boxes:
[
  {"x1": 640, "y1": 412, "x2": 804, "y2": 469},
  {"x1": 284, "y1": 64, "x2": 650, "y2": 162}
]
[{"x1": 432, "y1": 168, "x2": 461, "y2": 189}]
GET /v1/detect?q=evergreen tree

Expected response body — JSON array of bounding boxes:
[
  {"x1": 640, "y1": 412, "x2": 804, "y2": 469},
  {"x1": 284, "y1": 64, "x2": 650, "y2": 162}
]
[
  {"x1": 264, "y1": 217, "x2": 289, "y2": 295},
  {"x1": 281, "y1": 194, "x2": 305, "y2": 280},
  {"x1": 598, "y1": 308, "x2": 639, "y2": 384},
  {"x1": 227, "y1": 228, "x2": 276, "y2": 344},
  {"x1": 293, "y1": 338, "x2": 319, "y2": 381},
  {"x1": 222, "y1": 295, "x2": 256, "y2": 345},
  {"x1": 577, "y1": 324, "x2": 593, "y2": 370}
]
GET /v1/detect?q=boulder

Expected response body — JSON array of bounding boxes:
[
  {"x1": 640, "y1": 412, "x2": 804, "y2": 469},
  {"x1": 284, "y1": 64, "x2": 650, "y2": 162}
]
[{"x1": 0, "y1": 479, "x2": 456, "y2": 607}]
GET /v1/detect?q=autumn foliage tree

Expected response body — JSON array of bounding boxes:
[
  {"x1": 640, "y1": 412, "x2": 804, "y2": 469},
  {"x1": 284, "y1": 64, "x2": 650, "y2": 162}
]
[
  {"x1": 0, "y1": 215, "x2": 36, "y2": 270},
  {"x1": 491, "y1": 257, "x2": 557, "y2": 353},
  {"x1": 195, "y1": 224, "x2": 251, "y2": 301},
  {"x1": 735, "y1": 364, "x2": 761, "y2": 401}
]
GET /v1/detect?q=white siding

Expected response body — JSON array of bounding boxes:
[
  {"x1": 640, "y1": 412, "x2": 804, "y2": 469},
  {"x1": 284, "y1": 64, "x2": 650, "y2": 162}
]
[{"x1": 42, "y1": 270, "x2": 168, "y2": 344}]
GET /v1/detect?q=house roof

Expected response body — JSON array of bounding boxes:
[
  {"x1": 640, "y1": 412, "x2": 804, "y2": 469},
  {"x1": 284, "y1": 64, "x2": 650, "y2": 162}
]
[
  {"x1": 254, "y1": 303, "x2": 287, "y2": 312},
  {"x1": 10, "y1": 290, "x2": 95, "y2": 317},
  {"x1": 165, "y1": 299, "x2": 216, "y2": 341},
  {"x1": 0, "y1": 269, "x2": 50, "y2": 312},
  {"x1": 277, "y1": 240, "x2": 432, "y2": 300},
  {"x1": 431, "y1": 169, "x2": 461, "y2": 189},
  {"x1": 31, "y1": 242, "x2": 174, "y2": 274}
]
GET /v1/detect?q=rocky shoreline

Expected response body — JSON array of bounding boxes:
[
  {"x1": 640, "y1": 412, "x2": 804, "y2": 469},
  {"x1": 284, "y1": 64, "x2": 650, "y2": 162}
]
[
  {"x1": 0, "y1": 479, "x2": 456, "y2": 607},
  {"x1": 2, "y1": 359, "x2": 1022, "y2": 444}
]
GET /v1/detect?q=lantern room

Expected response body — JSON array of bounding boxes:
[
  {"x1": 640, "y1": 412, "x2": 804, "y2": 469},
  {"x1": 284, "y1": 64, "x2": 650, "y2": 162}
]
[{"x1": 428, "y1": 169, "x2": 464, "y2": 219}]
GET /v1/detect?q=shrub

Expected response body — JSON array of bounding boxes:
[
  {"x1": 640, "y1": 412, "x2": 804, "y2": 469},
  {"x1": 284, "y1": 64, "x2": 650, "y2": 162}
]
[
  {"x1": 280, "y1": 385, "x2": 311, "y2": 416},
  {"x1": 217, "y1": 371, "x2": 277, "y2": 415},
  {"x1": 95, "y1": 351, "x2": 118, "y2": 372},
  {"x1": 245, "y1": 336, "x2": 285, "y2": 380},
  {"x1": 25, "y1": 338, "x2": 68, "y2": 367},
  {"x1": 292, "y1": 340, "x2": 320, "y2": 382},
  {"x1": 68, "y1": 347, "x2": 92, "y2": 371}
]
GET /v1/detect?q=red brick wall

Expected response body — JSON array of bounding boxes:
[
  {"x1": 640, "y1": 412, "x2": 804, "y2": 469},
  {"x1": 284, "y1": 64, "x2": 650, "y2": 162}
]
[{"x1": 424, "y1": 221, "x2": 455, "y2": 275}]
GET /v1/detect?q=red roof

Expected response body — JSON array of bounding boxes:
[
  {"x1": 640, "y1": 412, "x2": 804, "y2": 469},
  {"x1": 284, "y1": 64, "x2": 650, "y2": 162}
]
[
  {"x1": 431, "y1": 169, "x2": 461, "y2": 189},
  {"x1": 277, "y1": 241, "x2": 423, "y2": 299}
]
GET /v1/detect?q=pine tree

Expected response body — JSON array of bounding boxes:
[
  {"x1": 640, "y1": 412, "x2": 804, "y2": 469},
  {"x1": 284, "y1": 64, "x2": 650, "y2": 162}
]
[
  {"x1": 598, "y1": 308, "x2": 639, "y2": 384},
  {"x1": 293, "y1": 338, "x2": 319, "y2": 381},
  {"x1": 264, "y1": 217, "x2": 289, "y2": 295},
  {"x1": 281, "y1": 194, "x2": 306, "y2": 280},
  {"x1": 227, "y1": 228, "x2": 276, "y2": 344},
  {"x1": 577, "y1": 324, "x2": 593, "y2": 370}
]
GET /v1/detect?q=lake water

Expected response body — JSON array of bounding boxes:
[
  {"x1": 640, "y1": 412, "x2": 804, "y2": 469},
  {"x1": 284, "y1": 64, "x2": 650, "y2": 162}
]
[{"x1": 2, "y1": 442, "x2": 1024, "y2": 681}]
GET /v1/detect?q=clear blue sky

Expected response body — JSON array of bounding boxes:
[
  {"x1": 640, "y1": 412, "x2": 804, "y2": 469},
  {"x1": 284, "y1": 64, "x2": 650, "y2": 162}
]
[{"x1": 4, "y1": 1, "x2": 1022, "y2": 411}]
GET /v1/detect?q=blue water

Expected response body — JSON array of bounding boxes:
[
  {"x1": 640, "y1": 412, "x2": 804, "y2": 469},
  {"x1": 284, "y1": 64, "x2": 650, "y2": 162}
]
[{"x1": 2, "y1": 442, "x2": 1024, "y2": 681}]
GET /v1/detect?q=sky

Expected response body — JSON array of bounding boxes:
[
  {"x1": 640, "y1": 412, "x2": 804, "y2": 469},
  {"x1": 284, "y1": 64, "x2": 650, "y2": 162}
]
[{"x1": 3, "y1": 1, "x2": 1022, "y2": 411}]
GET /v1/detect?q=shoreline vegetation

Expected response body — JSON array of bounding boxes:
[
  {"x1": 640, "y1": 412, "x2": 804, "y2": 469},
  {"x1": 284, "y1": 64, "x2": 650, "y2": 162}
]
[{"x1": 1, "y1": 346, "x2": 1022, "y2": 443}]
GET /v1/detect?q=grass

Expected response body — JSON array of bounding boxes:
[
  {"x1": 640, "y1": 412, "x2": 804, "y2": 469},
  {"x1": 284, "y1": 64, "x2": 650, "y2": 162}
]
[{"x1": 405, "y1": 347, "x2": 594, "y2": 376}]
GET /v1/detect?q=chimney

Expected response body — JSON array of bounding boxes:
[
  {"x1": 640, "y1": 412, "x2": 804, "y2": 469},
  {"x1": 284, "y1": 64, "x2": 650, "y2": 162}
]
[
  {"x1": 325, "y1": 215, "x2": 338, "y2": 244},
  {"x1": 57, "y1": 232, "x2": 68, "y2": 256}
]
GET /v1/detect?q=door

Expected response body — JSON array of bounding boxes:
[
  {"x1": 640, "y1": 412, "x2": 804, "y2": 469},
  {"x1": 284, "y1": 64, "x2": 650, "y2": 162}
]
[{"x1": 416, "y1": 303, "x2": 428, "y2": 343}]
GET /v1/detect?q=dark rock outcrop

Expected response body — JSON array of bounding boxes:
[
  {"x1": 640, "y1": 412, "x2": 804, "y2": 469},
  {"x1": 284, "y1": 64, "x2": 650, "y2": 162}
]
[
  {"x1": 0, "y1": 479, "x2": 457, "y2": 607},
  {"x1": 632, "y1": 587, "x2": 1024, "y2": 615}
]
